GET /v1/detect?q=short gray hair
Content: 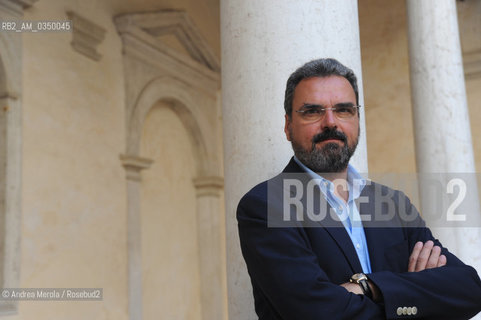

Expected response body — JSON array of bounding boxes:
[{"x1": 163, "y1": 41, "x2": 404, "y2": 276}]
[{"x1": 284, "y1": 58, "x2": 359, "y2": 118}]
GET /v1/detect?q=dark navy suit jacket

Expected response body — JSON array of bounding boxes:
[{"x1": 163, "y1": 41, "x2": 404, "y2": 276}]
[{"x1": 237, "y1": 158, "x2": 481, "y2": 319}]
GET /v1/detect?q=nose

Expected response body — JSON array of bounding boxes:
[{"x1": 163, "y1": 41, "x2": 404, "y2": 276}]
[{"x1": 320, "y1": 109, "x2": 337, "y2": 129}]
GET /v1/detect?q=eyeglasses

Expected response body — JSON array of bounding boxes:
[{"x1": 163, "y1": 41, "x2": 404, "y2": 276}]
[{"x1": 295, "y1": 104, "x2": 361, "y2": 122}]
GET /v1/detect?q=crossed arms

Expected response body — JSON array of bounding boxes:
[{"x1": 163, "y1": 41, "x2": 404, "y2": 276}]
[
  {"x1": 341, "y1": 240, "x2": 447, "y2": 300},
  {"x1": 237, "y1": 182, "x2": 481, "y2": 320}
]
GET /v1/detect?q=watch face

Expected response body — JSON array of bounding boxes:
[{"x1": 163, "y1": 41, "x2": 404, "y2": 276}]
[{"x1": 352, "y1": 273, "x2": 368, "y2": 282}]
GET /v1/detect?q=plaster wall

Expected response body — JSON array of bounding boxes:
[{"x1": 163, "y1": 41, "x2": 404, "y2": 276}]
[
  {"x1": 15, "y1": 0, "x2": 128, "y2": 319},
  {"x1": 10, "y1": 0, "x2": 223, "y2": 318},
  {"x1": 359, "y1": 0, "x2": 416, "y2": 174},
  {"x1": 458, "y1": 0, "x2": 481, "y2": 172}
]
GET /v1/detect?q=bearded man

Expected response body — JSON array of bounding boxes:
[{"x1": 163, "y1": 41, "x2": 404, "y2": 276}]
[{"x1": 237, "y1": 58, "x2": 481, "y2": 320}]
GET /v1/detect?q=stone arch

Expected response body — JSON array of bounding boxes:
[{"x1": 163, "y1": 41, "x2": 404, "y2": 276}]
[
  {"x1": 126, "y1": 76, "x2": 209, "y2": 176},
  {"x1": 139, "y1": 103, "x2": 202, "y2": 320},
  {"x1": 121, "y1": 73, "x2": 225, "y2": 320},
  {"x1": 116, "y1": 9, "x2": 225, "y2": 318}
]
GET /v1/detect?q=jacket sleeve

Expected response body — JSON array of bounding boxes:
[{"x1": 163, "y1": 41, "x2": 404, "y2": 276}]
[
  {"x1": 237, "y1": 188, "x2": 385, "y2": 320},
  {"x1": 367, "y1": 191, "x2": 481, "y2": 320}
]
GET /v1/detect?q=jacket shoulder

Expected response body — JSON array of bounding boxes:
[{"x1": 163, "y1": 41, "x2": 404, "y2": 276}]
[{"x1": 237, "y1": 180, "x2": 269, "y2": 219}]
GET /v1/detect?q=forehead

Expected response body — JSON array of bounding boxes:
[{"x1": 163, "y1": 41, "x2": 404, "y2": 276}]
[{"x1": 292, "y1": 76, "x2": 356, "y2": 108}]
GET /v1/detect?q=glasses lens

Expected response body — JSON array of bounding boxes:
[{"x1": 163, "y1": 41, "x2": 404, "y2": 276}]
[
  {"x1": 301, "y1": 108, "x2": 323, "y2": 121},
  {"x1": 334, "y1": 106, "x2": 357, "y2": 119}
]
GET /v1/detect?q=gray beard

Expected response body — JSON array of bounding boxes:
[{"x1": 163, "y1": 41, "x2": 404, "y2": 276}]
[{"x1": 291, "y1": 135, "x2": 358, "y2": 173}]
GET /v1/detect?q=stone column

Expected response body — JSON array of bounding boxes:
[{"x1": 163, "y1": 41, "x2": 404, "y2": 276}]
[
  {"x1": 406, "y1": 0, "x2": 481, "y2": 276},
  {"x1": 221, "y1": 1, "x2": 366, "y2": 318},
  {"x1": 193, "y1": 176, "x2": 228, "y2": 320},
  {"x1": 119, "y1": 154, "x2": 153, "y2": 320}
]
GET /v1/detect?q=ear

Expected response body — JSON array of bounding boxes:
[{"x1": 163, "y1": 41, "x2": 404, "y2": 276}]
[{"x1": 284, "y1": 114, "x2": 291, "y2": 141}]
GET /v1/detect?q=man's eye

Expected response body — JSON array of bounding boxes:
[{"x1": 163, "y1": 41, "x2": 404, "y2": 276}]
[
  {"x1": 336, "y1": 106, "x2": 354, "y2": 114},
  {"x1": 304, "y1": 108, "x2": 320, "y2": 115}
]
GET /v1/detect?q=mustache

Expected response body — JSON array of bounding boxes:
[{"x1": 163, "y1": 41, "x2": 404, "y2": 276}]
[{"x1": 312, "y1": 129, "x2": 347, "y2": 145}]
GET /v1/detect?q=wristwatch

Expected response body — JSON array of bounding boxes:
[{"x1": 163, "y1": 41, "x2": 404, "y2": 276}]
[{"x1": 350, "y1": 273, "x2": 373, "y2": 299}]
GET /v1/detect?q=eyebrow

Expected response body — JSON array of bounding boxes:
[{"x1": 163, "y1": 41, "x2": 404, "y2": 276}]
[{"x1": 300, "y1": 102, "x2": 355, "y2": 109}]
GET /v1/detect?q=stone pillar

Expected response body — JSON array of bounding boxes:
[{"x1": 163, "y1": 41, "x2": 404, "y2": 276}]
[
  {"x1": 119, "y1": 154, "x2": 153, "y2": 320},
  {"x1": 0, "y1": 0, "x2": 37, "y2": 316},
  {"x1": 221, "y1": 0, "x2": 366, "y2": 318},
  {"x1": 193, "y1": 176, "x2": 228, "y2": 320},
  {"x1": 406, "y1": 0, "x2": 481, "y2": 276}
]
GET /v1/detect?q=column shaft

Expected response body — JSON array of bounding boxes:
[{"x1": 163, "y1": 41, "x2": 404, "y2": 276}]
[
  {"x1": 406, "y1": 0, "x2": 481, "y2": 274},
  {"x1": 407, "y1": 0, "x2": 473, "y2": 173},
  {"x1": 221, "y1": 1, "x2": 366, "y2": 318}
]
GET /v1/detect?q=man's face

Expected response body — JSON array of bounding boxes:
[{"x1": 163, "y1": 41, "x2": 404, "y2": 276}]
[{"x1": 284, "y1": 76, "x2": 360, "y2": 173}]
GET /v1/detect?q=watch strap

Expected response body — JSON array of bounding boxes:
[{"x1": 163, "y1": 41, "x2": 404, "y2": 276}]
[
  {"x1": 350, "y1": 273, "x2": 373, "y2": 299},
  {"x1": 358, "y1": 279, "x2": 373, "y2": 299}
]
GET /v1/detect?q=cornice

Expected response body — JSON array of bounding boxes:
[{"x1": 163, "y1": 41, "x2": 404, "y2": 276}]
[{"x1": 115, "y1": 10, "x2": 220, "y2": 73}]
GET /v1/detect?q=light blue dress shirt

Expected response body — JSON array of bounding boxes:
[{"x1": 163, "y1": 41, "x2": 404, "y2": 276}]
[{"x1": 293, "y1": 156, "x2": 372, "y2": 273}]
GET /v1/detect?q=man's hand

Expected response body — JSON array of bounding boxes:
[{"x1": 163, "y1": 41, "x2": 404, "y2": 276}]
[
  {"x1": 408, "y1": 240, "x2": 447, "y2": 272},
  {"x1": 340, "y1": 282, "x2": 363, "y2": 295},
  {"x1": 340, "y1": 281, "x2": 382, "y2": 302}
]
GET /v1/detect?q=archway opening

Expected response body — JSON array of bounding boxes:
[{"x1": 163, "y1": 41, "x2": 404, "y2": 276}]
[{"x1": 140, "y1": 100, "x2": 202, "y2": 320}]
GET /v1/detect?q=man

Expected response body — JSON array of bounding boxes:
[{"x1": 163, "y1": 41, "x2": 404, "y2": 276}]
[{"x1": 237, "y1": 58, "x2": 481, "y2": 319}]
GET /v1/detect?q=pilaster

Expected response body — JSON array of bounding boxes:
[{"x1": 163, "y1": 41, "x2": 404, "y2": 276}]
[
  {"x1": 119, "y1": 154, "x2": 153, "y2": 320},
  {"x1": 0, "y1": 0, "x2": 37, "y2": 315},
  {"x1": 0, "y1": 0, "x2": 37, "y2": 18},
  {"x1": 193, "y1": 176, "x2": 227, "y2": 320}
]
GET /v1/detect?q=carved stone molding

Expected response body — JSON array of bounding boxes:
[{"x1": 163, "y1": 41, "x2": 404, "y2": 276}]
[
  {"x1": 0, "y1": 0, "x2": 38, "y2": 17},
  {"x1": 463, "y1": 49, "x2": 481, "y2": 80},
  {"x1": 119, "y1": 31, "x2": 219, "y2": 94},
  {"x1": 114, "y1": 10, "x2": 220, "y2": 94},
  {"x1": 119, "y1": 154, "x2": 153, "y2": 182},
  {"x1": 115, "y1": 10, "x2": 220, "y2": 73},
  {"x1": 0, "y1": 91, "x2": 19, "y2": 100},
  {"x1": 193, "y1": 176, "x2": 224, "y2": 197},
  {"x1": 66, "y1": 11, "x2": 106, "y2": 61}
]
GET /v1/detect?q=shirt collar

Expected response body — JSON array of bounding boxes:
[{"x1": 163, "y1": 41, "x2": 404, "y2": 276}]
[{"x1": 292, "y1": 155, "x2": 366, "y2": 199}]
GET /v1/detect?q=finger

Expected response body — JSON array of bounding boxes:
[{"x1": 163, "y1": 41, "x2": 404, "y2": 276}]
[
  {"x1": 426, "y1": 245, "x2": 441, "y2": 269},
  {"x1": 415, "y1": 240, "x2": 434, "y2": 272},
  {"x1": 437, "y1": 254, "x2": 447, "y2": 267},
  {"x1": 408, "y1": 241, "x2": 423, "y2": 272}
]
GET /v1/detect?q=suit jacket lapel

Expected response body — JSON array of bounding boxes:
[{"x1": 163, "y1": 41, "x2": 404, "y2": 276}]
[
  {"x1": 321, "y1": 226, "x2": 364, "y2": 273},
  {"x1": 359, "y1": 183, "x2": 395, "y2": 272},
  {"x1": 283, "y1": 157, "x2": 364, "y2": 274}
]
